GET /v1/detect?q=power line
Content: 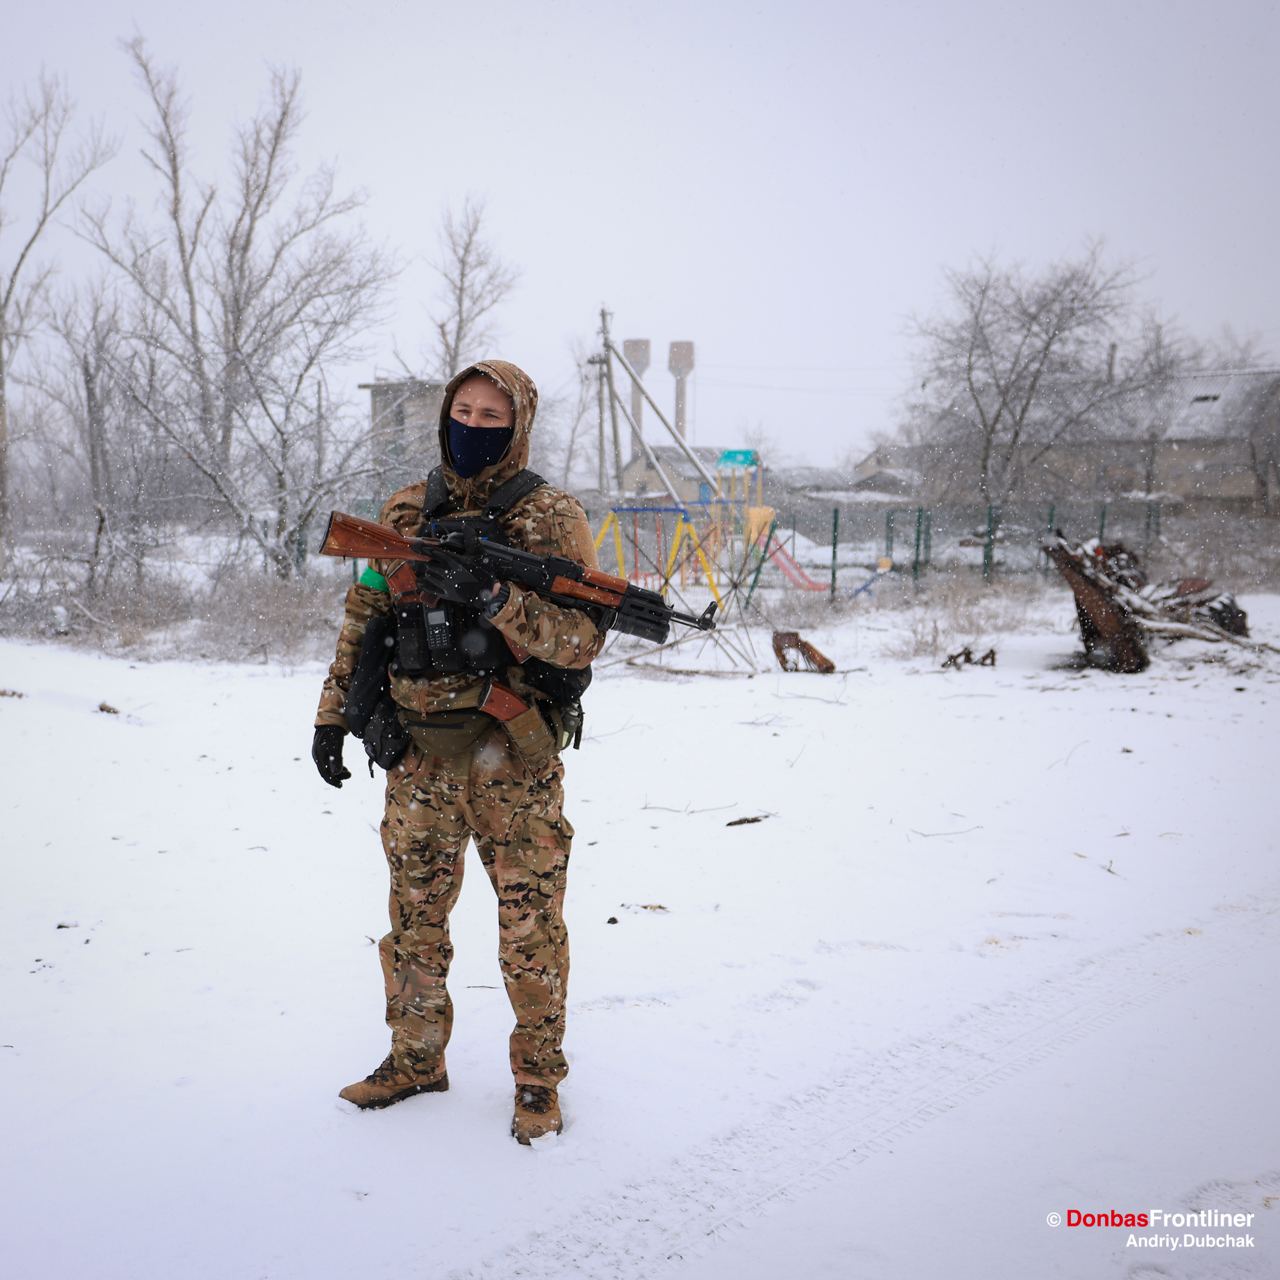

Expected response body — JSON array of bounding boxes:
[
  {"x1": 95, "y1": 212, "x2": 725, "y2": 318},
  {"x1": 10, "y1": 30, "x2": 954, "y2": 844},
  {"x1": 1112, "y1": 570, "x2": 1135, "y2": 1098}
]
[
  {"x1": 701, "y1": 361, "x2": 912, "y2": 373},
  {"x1": 698, "y1": 379, "x2": 899, "y2": 395}
]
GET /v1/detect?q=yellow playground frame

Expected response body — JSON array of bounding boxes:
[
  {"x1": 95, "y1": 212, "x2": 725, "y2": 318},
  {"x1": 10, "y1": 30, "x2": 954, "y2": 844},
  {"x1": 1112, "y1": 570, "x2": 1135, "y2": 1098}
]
[{"x1": 593, "y1": 509, "x2": 724, "y2": 607}]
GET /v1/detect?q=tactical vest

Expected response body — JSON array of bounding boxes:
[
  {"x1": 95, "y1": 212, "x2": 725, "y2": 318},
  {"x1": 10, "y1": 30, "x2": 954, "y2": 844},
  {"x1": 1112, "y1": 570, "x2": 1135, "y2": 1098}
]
[{"x1": 389, "y1": 467, "x2": 592, "y2": 706}]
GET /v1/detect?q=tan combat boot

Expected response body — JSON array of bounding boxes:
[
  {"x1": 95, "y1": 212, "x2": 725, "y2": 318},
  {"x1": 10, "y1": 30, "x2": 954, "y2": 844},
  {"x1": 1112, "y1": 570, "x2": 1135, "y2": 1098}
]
[
  {"x1": 338, "y1": 1053, "x2": 449, "y2": 1110},
  {"x1": 512, "y1": 1084, "x2": 563, "y2": 1144}
]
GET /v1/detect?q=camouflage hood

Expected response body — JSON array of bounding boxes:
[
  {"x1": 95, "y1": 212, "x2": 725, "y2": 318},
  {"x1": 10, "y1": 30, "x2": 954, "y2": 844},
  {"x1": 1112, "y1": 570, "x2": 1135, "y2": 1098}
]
[{"x1": 437, "y1": 359, "x2": 539, "y2": 506}]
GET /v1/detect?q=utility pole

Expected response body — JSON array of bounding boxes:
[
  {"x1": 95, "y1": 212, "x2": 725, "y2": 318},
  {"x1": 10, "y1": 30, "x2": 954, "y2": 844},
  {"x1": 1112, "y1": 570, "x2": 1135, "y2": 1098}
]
[
  {"x1": 587, "y1": 354, "x2": 607, "y2": 495},
  {"x1": 607, "y1": 376, "x2": 682, "y2": 507},
  {"x1": 608, "y1": 339, "x2": 718, "y2": 492},
  {"x1": 599, "y1": 307, "x2": 626, "y2": 492}
]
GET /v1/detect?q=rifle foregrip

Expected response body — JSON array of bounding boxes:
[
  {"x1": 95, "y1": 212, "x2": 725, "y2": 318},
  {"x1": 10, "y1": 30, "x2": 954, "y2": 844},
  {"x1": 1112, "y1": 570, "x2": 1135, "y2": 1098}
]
[
  {"x1": 580, "y1": 566, "x2": 631, "y2": 594},
  {"x1": 548, "y1": 576, "x2": 626, "y2": 607}
]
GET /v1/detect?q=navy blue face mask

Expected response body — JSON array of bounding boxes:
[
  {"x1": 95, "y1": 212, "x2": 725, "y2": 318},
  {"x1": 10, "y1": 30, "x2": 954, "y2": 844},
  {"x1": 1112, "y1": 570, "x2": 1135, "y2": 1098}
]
[{"x1": 446, "y1": 417, "x2": 515, "y2": 478}]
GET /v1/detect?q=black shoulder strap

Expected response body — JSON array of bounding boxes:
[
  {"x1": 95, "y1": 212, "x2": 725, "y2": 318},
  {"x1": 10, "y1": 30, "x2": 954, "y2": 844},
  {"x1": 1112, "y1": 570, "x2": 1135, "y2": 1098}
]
[
  {"x1": 423, "y1": 466, "x2": 451, "y2": 517},
  {"x1": 484, "y1": 469, "x2": 547, "y2": 519},
  {"x1": 421, "y1": 466, "x2": 546, "y2": 524}
]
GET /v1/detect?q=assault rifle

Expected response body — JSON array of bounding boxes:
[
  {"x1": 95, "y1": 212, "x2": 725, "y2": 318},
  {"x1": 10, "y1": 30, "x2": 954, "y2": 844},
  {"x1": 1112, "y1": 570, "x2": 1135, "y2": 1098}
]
[{"x1": 318, "y1": 510, "x2": 718, "y2": 645}]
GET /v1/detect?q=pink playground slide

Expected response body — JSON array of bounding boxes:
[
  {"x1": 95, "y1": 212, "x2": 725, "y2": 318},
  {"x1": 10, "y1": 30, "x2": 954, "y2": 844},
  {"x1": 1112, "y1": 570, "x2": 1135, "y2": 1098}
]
[{"x1": 760, "y1": 537, "x2": 826, "y2": 590}]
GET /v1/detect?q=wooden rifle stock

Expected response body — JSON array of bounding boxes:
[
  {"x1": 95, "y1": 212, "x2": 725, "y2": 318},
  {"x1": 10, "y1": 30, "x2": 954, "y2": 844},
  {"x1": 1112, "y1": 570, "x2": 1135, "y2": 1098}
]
[{"x1": 320, "y1": 511, "x2": 422, "y2": 562}]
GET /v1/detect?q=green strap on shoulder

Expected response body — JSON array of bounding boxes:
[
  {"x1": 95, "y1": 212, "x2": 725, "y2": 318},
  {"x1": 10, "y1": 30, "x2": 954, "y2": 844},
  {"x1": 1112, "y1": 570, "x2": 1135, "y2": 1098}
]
[{"x1": 359, "y1": 567, "x2": 389, "y2": 593}]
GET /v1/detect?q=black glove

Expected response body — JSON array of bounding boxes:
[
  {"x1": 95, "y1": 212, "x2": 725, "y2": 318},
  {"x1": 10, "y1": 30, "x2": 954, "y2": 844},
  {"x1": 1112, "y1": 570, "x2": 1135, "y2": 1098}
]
[
  {"x1": 415, "y1": 546, "x2": 499, "y2": 606},
  {"x1": 312, "y1": 725, "x2": 351, "y2": 788}
]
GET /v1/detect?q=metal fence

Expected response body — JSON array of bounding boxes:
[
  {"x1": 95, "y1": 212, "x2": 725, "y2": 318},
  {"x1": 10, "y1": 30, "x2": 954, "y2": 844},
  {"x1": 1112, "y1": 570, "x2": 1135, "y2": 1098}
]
[{"x1": 585, "y1": 497, "x2": 1280, "y2": 596}]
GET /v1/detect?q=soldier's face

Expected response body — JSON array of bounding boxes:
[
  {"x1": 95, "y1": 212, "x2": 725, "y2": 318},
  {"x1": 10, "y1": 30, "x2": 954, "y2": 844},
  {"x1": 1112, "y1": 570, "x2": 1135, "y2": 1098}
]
[{"x1": 450, "y1": 376, "x2": 514, "y2": 428}]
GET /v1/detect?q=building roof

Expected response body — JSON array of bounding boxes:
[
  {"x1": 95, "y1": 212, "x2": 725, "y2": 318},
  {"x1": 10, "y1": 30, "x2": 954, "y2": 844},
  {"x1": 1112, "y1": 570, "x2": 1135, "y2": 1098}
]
[
  {"x1": 627, "y1": 444, "x2": 727, "y2": 482},
  {"x1": 769, "y1": 464, "x2": 854, "y2": 491},
  {"x1": 1092, "y1": 369, "x2": 1280, "y2": 442}
]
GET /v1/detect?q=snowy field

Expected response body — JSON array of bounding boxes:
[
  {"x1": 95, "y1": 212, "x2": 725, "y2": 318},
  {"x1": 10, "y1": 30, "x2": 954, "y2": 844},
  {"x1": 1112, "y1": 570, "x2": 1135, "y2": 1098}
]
[{"x1": 2, "y1": 596, "x2": 1278, "y2": 1280}]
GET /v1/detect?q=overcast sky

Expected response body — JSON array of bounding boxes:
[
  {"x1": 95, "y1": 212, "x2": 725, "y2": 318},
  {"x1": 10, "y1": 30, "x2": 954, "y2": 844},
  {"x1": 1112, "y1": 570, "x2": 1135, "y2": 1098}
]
[{"x1": 3, "y1": 0, "x2": 1277, "y2": 468}]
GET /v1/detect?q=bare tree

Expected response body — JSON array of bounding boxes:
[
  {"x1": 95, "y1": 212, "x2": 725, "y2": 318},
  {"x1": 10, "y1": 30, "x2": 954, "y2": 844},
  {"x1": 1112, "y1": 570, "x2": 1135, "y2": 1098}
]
[
  {"x1": 543, "y1": 343, "x2": 597, "y2": 489},
  {"x1": 1096, "y1": 315, "x2": 1201, "y2": 499},
  {"x1": 428, "y1": 196, "x2": 519, "y2": 377},
  {"x1": 19, "y1": 280, "x2": 184, "y2": 592},
  {"x1": 1200, "y1": 325, "x2": 1275, "y2": 371},
  {"x1": 83, "y1": 40, "x2": 396, "y2": 577},
  {"x1": 907, "y1": 244, "x2": 1148, "y2": 505},
  {"x1": 0, "y1": 73, "x2": 114, "y2": 559}
]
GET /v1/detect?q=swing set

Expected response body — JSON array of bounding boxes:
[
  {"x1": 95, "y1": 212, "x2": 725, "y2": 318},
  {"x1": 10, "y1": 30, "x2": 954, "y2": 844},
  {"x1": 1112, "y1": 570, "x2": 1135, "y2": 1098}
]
[{"x1": 593, "y1": 506, "x2": 724, "y2": 607}]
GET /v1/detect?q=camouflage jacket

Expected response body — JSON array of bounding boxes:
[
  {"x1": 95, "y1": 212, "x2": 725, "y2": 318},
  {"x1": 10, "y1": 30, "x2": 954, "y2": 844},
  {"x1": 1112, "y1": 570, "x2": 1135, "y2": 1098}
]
[{"x1": 315, "y1": 359, "x2": 607, "y2": 729}]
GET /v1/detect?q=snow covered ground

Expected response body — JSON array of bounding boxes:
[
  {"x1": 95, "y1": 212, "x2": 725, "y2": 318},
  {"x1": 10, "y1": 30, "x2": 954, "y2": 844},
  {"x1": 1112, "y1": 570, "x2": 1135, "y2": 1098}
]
[{"x1": 2, "y1": 596, "x2": 1278, "y2": 1280}]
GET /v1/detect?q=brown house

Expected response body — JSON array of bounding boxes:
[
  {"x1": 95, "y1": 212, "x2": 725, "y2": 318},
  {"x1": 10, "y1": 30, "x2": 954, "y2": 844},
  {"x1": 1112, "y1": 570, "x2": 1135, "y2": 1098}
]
[
  {"x1": 1048, "y1": 369, "x2": 1280, "y2": 508},
  {"x1": 870, "y1": 369, "x2": 1280, "y2": 509}
]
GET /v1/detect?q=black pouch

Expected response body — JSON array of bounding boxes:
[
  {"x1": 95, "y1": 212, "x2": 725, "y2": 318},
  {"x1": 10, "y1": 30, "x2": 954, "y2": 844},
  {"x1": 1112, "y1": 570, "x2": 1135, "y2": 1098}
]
[
  {"x1": 345, "y1": 614, "x2": 395, "y2": 735},
  {"x1": 345, "y1": 615, "x2": 411, "y2": 771},
  {"x1": 361, "y1": 694, "x2": 412, "y2": 771}
]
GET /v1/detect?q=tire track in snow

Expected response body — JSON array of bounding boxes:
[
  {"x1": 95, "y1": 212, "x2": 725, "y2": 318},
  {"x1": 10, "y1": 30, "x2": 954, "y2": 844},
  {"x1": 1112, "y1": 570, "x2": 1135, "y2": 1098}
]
[{"x1": 443, "y1": 895, "x2": 1280, "y2": 1280}]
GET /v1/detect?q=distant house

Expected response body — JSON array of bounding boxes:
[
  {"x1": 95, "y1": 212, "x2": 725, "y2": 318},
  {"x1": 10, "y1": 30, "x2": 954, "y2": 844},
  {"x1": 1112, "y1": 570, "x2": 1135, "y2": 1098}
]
[
  {"x1": 759, "y1": 464, "x2": 896, "y2": 502},
  {"x1": 619, "y1": 445, "x2": 734, "y2": 504},
  {"x1": 768, "y1": 465, "x2": 846, "y2": 493},
  {"x1": 1054, "y1": 369, "x2": 1280, "y2": 508},
  {"x1": 844, "y1": 456, "x2": 922, "y2": 498},
  {"x1": 615, "y1": 448, "x2": 911, "y2": 515},
  {"x1": 872, "y1": 369, "x2": 1280, "y2": 509},
  {"x1": 361, "y1": 377, "x2": 446, "y2": 492}
]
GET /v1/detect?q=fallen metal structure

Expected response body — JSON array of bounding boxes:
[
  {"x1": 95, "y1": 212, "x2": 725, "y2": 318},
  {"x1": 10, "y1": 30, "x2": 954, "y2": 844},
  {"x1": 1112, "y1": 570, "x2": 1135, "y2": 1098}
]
[
  {"x1": 771, "y1": 630, "x2": 836, "y2": 673},
  {"x1": 1043, "y1": 536, "x2": 1250, "y2": 673}
]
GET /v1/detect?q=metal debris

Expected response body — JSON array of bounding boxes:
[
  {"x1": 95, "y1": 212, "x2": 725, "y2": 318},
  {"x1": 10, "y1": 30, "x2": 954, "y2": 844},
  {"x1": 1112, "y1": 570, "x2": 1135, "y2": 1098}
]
[
  {"x1": 771, "y1": 630, "x2": 836, "y2": 673},
  {"x1": 942, "y1": 646, "x2": 997, "y2": 670},
  {"x1": 1043, "y1": 535, "x2": 1251, "y2": 672}
]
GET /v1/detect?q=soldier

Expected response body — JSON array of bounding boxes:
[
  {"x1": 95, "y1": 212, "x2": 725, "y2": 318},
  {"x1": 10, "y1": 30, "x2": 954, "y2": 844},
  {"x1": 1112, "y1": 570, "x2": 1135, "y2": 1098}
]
[{"x1": 311, "y1": 359, "x2": 606, "y2": 1144}]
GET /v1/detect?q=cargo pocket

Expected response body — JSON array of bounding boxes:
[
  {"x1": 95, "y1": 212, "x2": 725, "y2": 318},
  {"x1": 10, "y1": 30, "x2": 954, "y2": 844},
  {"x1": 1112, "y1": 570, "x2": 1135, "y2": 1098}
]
[
  {"x1": 502, "y1": 704, "x2": 559, "y2": 774},
  {"x1": 512, "y1": 814, "x2": 573, "y2": 876}
]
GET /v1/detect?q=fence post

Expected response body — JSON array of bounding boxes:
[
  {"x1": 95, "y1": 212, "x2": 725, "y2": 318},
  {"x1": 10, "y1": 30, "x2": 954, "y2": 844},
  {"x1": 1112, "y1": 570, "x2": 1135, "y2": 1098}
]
[
  {"x1": 912, "y1": 507, "x2": 924, "y2": 583},
  {"x1": 885, "y1": 509, "x2": 895, "y2": 561},
  {"x1": 830, "y1": 507, "x2": 839, "y2": 601},
  {"x1": 746, "y1": 518, "x2": 778, "y2": 610},
  {"x1": 1041, "y1": 503, "x2": 1056, "y2": 573},
  {"x1": 1098, "y1": 503, "x2": 1108, "y2": 543}
]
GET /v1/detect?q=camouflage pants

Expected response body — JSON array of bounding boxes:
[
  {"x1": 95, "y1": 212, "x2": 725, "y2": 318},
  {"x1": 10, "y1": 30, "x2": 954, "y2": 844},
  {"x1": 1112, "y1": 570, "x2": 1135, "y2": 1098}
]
[{"x1": 377, "y1": 723, "x2": 573, "y2": 1089}]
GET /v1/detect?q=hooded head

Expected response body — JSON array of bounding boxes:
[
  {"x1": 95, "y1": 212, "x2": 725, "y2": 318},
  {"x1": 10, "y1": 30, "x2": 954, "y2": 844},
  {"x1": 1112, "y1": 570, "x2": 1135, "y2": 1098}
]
[{"x1": 438, "y1": 359, "x2": 538, "y2": 504}]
